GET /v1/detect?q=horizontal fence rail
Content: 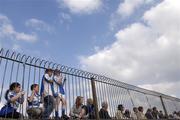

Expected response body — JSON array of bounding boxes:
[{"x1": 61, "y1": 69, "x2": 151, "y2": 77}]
[{"x1": 0, "y1": 48, "x2": 180, "y2": 119}]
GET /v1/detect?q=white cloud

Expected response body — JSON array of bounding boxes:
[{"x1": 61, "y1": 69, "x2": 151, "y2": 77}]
[
  {"x1": 0, "y1": 14, "x2": 37, "y2": 42},
  {"x1": 117, "y1": 0, "x2": 154, "y2": 17},
  {"x1": 138, "y1": 81, "x2": 180, "y2": 97},
  {"x1": 80, "y1": 0, "x2": 180, "y2": 97},
  {"x1": 109, "y1": 0, "x2": 155, "y2": 31},
  {"x1": 25, "y1": 18, "x2": 53, "y2": 32},
  {"x1": 57, "y1": 0, "x2": 102, "y2": 14}
]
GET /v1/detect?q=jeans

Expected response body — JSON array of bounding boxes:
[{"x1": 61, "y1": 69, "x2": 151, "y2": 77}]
[{"x1": 42, "y1": 95, "x2": 55, "y2": 119}]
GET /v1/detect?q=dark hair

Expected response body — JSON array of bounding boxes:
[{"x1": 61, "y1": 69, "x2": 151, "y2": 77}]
[
  {"x1": 5, "y1": 82, "x2": 20, "y2": 100},
  {"x1": 153, "y1": 107, "x2": 157, "y2": 111},
  {"x1": 138, "y1": 106, "x2": 143, "y2": 112},
  {"x1": 45, "y1": 68, "x2": 53, "y2": 73},
  {"x1": 54, "y1": 69, "x2": 60, "y2": 75},
  {"x1": 31, "y1": 84, "x2": 38, "y2": 91},
  {"x1": 133, "y1": 107, "x2": 137, "y2": 111},
  {"x1": 118, "y1": 104, "x2": 124, "y2": 110},
  {"x1": 76, "y1": 96, "x2": 83, "y2": 107}
]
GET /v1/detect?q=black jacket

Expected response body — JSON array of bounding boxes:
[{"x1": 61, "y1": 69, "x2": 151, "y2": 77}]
[{"x1": 99, "y1": 108, "x2": 111, "y2": 119}]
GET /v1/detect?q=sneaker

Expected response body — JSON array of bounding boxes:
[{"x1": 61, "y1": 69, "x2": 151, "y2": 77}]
[
  {"x1": 61, "y1": 114, "x2": 69, "y2": 120},
  {"x1": 55, "y1": 116, "x2": 61, "y2": 120}
]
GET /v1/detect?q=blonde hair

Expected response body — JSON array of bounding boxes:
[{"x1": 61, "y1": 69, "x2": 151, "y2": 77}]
[{"x1": 87, "y1": 98, "x2": 93, "y2": 105}]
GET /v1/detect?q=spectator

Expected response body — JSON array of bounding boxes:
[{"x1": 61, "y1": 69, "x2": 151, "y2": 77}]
[
  {"x1": 145, "y1": 108, "x2": 153, "y2": 119},
  {"x1": 115, "y1": 104, "x2": 125, "y2": 119},
  {"x1": 169, "y1": 114, "x2": 174, "y2": 119},
  {"x1": 0, "y1": 82, "x2": 24, "y2": 119},
  {"x1": 53, "y1": 69, "x2": 68, "y2": 119},
  {"x1": 124, "y1": 109, "x2": 131, "y2": 119},
  {"x1": 137, "y1": 106, "x2": 147, "y2": 119},
  {"x1": 152, "y1": 107, "x2": 159, "y2": 119},
  {"x1": 86, "y1": 98, "x2": 95, "y2": 119},
  {"x1": 27, "y1": 84, "x2": 43, "y2": 119},
  {"x1": 158, "y1": 110, "x2": 164, "y2": 119},
  {"x1": 69, "y1": 96, "x2": 87, "y2": 119},
  {"x1": 99, "y1": 101, "x2": 111, "y2": 119},
  {"x1": 40, "y1": 68, "x2": 55, "y2": 119},
  {"x1": 131, "y1": 107, "x2": 138, "y2": 120},
  {"x1": 173, "y1": 111, "x2": 180, "y2": 119}
]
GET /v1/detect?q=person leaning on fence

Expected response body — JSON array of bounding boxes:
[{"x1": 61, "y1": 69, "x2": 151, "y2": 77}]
[
  {"x1": 145, "y1": 108, "x2": 153, "y2": 119},
  {"x1": 0, "y1": 82, "x2": 24, "y2": 119},
  {"x1": 124, "y1": 109, "x2": 131, "y2": 119},
  {"x1": 86, "y1": 98, "x2": 95, "y2": 119},
  {"x1": 131, "y1": 107, "x2": 138, "y2": 120},
  {"x1": 69, "y1": 96, "x2": 88, "y2": 119},
  {"x1": 40, "y1": 68, "x2": 56, "y2": 119},
  {"x1": 158, "y1": 110, "x2": 164, "y2": 119},
  {"x1": 115, "y1": 104, "x2": 125, "y2": 119},
  {"x1": 151, "y1": 107, "x2": 159, "y2": 119},
  {"x1": 27, "y1": 84, "x2": 43, "y2": 119},
  {"x1": 99, "y1": 101, "x2": 111, "y2": 119},
  {"x1": 137, "y1": 106, "x2": 147, "y2": 120},
  {"x1": 53, "y1": 69, "x2": 69, "y2": 119}
]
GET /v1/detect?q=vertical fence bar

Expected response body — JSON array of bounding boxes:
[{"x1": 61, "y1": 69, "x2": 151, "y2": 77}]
[
  {"x1": 91, "y1": 77, "x2": 100, "y2": 120},
  {"x1": 0, "y1": 57, "x2": 8, "y2": 102},
  {"x1": 127, "y1": 89, "x2": 135, "y2": 108},
  {"x1": 160, "y1": 96, "x2": 168, "y2": 118}
]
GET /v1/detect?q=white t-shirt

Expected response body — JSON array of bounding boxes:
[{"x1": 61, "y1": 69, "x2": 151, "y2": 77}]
[
  {"x1": 43, "y1": 74, "x2": 53, "y2": 96},
  {"x1": 53, "y1": 75, "x2": 63, "y2": 95}
]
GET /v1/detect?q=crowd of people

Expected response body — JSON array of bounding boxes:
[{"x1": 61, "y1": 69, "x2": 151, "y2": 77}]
[
  {"x1": 99, "y1": 103, "x2": 180, "y2": 119},
  {"x1": 0, "y1": 68, "x2": 179, "y2": 120}
]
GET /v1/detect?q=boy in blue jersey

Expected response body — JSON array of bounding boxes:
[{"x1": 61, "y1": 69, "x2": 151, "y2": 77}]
[
  {"x1": 40, "y1": 68, "x2": 56, "y2": 119},
  {"x1": 27, "y1": 84, "x2": 43, "y2": 119},
  {"x1": 53, "y1": 69, "x2": 68, "y2": 119}
]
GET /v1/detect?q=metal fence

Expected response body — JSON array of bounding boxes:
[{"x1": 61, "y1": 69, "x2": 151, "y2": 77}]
[{"x1": 0, "y1": 48, "x2": 180, "y2": 119}]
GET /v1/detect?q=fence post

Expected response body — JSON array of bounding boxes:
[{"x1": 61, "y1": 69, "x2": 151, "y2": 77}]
[
  {"x1": 160, "y1": 96, "x2": 168, "y2": 118},
  {"x1": 91, "y1": 77, "x2": 100, "y2": 120}
]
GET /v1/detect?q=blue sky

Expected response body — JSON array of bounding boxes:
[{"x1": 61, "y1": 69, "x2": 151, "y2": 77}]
[
  {"x1": 0, "y1": 0, "x2": 158, "y2": 67},
  {"x1": 1, "y1": 0, "x2": 180, "y2": 97},
  {"x1": 0, "y1": 0, "x2": 118, "y2": 67}
]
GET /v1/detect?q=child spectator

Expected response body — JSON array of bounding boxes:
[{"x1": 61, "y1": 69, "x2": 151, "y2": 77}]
[
  {"x1": 40, "y1": 68, "x2": 55, "y2": 119},
  {"x1": 27, "y1": 84, "x2": 43, "y2": 119},
  {"x1": 0, "y1": 82, "x2": 24, "y2": 118},
  {"x1": 53, "y1": 69, "x2": 68, "y2": 119}
]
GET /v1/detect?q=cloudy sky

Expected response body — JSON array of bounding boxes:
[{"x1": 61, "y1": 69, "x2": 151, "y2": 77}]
[{"x1": 0, "y1": 0, "x2": 180, "y2": 98}]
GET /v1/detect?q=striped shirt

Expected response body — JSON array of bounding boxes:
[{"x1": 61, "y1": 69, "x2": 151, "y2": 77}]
[
  {"x1": 7, "y1": 91, "x2": 23, "y2": 110},
  {"x1": 28, "y1": 93, "x2": 41, "y2": 108}
]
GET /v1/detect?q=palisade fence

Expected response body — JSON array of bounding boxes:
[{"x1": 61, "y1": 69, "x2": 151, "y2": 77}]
[{"x1": 0, "y1": 48, "x2": 180, "y2": 119}]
